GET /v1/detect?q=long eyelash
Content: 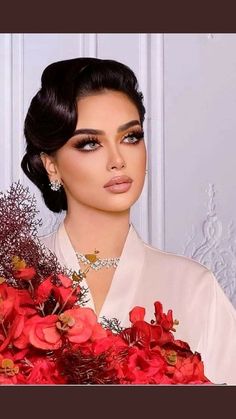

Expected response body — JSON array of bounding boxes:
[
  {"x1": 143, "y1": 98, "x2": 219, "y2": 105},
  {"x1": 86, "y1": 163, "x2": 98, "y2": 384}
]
[
  {"x1": 73, "y1": 136, "x2": 101, "y2": 152},
  {"x1": 123, "y1": 129, "x2": 144, "y2": 141},
  {"x1": 73, "y1": 129, "x2": 144, "y2": 152}
]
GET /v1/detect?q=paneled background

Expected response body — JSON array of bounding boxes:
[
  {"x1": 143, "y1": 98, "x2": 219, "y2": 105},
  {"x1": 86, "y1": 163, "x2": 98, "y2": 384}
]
[{"x1": 0, "y1": 33, "x2": 236, "y2": 307}]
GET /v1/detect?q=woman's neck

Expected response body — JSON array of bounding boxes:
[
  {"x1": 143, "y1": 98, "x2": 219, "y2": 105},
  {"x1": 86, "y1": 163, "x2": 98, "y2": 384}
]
[{"x1": 63, "y1": 206, "x2": 130, "y2": 258}]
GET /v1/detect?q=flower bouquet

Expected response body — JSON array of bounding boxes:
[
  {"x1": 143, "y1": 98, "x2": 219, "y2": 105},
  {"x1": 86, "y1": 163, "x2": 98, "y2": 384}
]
[{"x1": 0, "y1": 183, "x2": 211, "y2": 384}]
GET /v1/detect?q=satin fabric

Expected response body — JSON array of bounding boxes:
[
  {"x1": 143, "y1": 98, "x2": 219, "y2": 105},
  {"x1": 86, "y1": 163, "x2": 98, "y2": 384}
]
[{"x1": 40, "y1": 222, "x2": 236, "y2": 385}]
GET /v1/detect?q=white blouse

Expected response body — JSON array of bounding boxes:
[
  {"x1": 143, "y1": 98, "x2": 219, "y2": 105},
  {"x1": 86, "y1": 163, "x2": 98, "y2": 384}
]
[{"x1": 40, "y1": 222, "x2": 236, "y2": 385}]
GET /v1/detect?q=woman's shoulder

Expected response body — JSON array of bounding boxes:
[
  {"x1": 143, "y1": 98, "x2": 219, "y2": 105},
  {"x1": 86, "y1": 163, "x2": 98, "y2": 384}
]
[{"x1": 142, "y1": 240, "x2": 212, "y2": 278}]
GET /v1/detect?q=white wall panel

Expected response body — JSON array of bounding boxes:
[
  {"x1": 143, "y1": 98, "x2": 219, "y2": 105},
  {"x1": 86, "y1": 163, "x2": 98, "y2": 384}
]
[
  {"x1": 0, "y1": 34, "x2": 12, "y2": 190},
  {"x1": 163, "y1": 34, "x2": 236, "y2": 304},
  {"x1": 147, "y1": 34, "x2": 165, "y2": 249},
  {"x1": 12, "y1": 34, "x2": 24, "y2": 183}
]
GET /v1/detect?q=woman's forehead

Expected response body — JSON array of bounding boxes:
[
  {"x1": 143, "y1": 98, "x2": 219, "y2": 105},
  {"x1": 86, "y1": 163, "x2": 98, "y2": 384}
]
[{"x1": 76, "y1": 91, "x2": 140, "y2": 129}]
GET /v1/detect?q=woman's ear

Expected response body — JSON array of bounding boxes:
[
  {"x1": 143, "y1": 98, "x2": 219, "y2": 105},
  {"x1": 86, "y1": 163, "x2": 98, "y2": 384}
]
[{"x1": 40, "y1": 152, "x2": 60, "y2": 181}]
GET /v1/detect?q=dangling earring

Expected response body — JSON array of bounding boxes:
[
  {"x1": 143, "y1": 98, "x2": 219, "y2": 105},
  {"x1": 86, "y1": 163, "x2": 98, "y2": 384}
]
[{"x1": 49, "y1": 179, "x2": 62, "y2": 191}]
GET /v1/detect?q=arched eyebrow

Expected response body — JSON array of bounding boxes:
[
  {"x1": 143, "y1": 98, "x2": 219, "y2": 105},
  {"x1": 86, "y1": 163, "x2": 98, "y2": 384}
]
[{"x1": 72, "y1": 120, "x2": 141, "y2": 137}]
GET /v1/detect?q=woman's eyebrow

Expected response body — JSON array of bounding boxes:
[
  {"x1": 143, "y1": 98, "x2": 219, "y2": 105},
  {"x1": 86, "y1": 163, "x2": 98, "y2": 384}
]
[
  {"x1": 117, "y1": 120, "x2": 141, "y2": 132},
  {"x1": 72, "y1": 120, "x2": 141, "y2": 137}
]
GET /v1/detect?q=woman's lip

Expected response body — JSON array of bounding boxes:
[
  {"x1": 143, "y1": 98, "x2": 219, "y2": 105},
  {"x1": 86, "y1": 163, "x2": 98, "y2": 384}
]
[
  {"x1": 104, "y1": 182, "x2": 132, "y2": 193},
  {"x1": 103, "y1": 176, "x2": 133, "y2": 188}
]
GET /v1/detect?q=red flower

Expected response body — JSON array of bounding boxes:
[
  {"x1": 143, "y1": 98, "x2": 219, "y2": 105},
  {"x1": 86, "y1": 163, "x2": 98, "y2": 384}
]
[
  {"x1": 129, "y1": 306, "x2": 146, "y2": 323},
  {"x1": 34, "y1": 276, "x2": 53, "y2": 305},
  {"x1": 56, "y1": 307, "x2": 102, "y2": 344},
  {"x1": 23, "y1": 356, "x2": 66, "y2": 384},
  {"x1": 0, "y1": 354, "x2": 26, "y2": 384},
  {"x1": 0, "y1": 283, "x2": 19, "y2": 319},
  {"x1": 13, "y1": 267, "x2": 36, "y2": 281},
  {"x1": 92, "y1": 332, "x2": 127, "y2": 355},
  {"x1": 154, "y1": 301, "x2": 176, "y2": 332},
  {"x1": 120, "y1": 347, "x2": 168, "y2": 384},
  {"x1": 13, "y1": 314, "x2": 62, "y2": 351},
  {"x1": 15, "y1": 307, "x2": 107, "y2": 351},
  {"x1": 125, "y1": 302, "x2": 175, "y2": 348},
  {"x1": 34, "y1": 275, "x2": 80, "y2": 310},
  {"x1": 171, "y1": 353, "x2": 210, "y2": 384},
  {"x1": 29, "y1": 315, "x2": 62, "y2": 350},
  {"x1": 0, "y1": 283, "x2": 36, "y2": 351}
]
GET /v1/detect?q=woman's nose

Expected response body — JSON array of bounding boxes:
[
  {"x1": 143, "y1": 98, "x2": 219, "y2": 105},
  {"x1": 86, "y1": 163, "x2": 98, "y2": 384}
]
[{"x1": 107, "y1": 148, "x2": 126, "y2": 171}]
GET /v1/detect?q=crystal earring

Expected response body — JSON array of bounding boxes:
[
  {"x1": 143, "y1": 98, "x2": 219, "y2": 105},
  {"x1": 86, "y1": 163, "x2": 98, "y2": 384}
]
[{"x1": 49, "y1": 179, "x2": 62, "y2": 191}]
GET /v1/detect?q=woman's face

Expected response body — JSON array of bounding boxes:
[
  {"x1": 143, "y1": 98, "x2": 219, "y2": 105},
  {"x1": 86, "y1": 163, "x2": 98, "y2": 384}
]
[{"x1": 47, "y1": 90, "x2": 146, "y2": 213}]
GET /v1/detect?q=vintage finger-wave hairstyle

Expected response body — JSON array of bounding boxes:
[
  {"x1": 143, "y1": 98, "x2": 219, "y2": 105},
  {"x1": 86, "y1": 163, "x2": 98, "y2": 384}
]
[{"x1": 21, "y1": 57, "x2": 146, "y2": 213}]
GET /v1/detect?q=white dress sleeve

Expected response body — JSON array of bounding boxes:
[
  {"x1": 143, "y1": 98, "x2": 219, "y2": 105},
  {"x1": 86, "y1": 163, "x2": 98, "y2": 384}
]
[{"x1": 196, "y1": 271, "x2": 236, "y2": 385}]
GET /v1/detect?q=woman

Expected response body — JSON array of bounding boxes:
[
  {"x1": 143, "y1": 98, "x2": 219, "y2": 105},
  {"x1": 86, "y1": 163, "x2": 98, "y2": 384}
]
[{"x1": 21, "y1": 57, "x2": 236, "y2": 385}]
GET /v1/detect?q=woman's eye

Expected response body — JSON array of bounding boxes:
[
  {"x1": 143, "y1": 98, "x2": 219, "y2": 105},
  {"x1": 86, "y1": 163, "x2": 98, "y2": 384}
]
[
  {"x1": 123, "y1": 131, "x2": 144, "y2": 144},
  {"x1": 74, "y1": 138, "x2": 101, "y2": 152},
  {"x1": 82, "y1": 141, "x2": 100, "y2": 151}
]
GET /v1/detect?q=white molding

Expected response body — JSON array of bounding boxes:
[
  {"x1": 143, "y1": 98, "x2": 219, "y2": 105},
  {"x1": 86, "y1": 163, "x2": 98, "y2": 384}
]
[
  {"x1": 183, "y1": 184, "x2": 236, "y2": 307},
  {"x1": 148, "y1": 34, "x2": 165, "y2": 249},
  {"x1": 134, "y1": 33, "x2": 149, "y2": 242},
  {"x1": 1, "y1": 34, "x2": 12, "y2": 190},
  {"x1": 77, "y1": 33, "x2": 85, "y2": 56},
  {"x1": 11, "y1": 34, "x2": 24, "y2": 183},
  {"x1": 83, "y1": 34, "x2": 98, "y2": 57}
]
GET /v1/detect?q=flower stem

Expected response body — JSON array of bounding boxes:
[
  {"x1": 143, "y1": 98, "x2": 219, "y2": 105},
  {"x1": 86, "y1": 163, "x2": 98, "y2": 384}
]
[{"x1": 1, "y1": 320, "x2": 8, "y2": 338}]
